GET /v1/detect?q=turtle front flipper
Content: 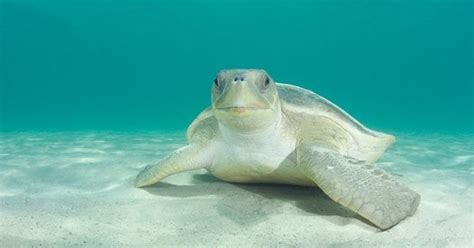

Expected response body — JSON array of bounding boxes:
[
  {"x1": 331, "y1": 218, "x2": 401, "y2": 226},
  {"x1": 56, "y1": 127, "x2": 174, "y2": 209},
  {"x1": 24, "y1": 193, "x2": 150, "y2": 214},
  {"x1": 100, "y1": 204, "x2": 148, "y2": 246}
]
[
  {"x1": 296, "y1": 145, "x2": 420, "y2": 230},
  {"x1": 134, "y1": 144, "x2": 212, "y2": 188}
]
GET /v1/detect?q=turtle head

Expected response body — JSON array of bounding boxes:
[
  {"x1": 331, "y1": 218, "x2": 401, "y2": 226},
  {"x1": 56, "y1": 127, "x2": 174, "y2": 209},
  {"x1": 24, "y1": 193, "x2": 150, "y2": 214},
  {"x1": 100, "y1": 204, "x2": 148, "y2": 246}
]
[{"x1": 211, "y1": 69, "x2": 281, "y2": 133}]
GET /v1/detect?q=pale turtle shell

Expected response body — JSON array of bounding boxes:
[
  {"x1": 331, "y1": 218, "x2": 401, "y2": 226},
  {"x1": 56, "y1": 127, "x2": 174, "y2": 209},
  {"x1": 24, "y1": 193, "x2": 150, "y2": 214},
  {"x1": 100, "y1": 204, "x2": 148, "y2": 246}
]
[{"x1": 277, "y1": 83, "x2": 395, "y2": 163}]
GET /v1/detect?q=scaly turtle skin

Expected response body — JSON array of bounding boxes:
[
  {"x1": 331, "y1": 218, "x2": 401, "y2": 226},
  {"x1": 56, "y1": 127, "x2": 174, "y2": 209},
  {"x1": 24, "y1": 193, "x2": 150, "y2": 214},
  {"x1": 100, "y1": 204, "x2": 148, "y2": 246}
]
[{"x1": 135, "y1": 69, "x2": 420, "y2": 230}]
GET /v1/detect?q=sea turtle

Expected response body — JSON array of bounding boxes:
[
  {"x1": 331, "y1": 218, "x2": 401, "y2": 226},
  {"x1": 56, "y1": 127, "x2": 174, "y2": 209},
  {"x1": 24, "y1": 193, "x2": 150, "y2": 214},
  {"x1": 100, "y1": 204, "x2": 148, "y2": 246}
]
[{"x1": 135, "y1": 69, "x2": 420, "y2": 229}]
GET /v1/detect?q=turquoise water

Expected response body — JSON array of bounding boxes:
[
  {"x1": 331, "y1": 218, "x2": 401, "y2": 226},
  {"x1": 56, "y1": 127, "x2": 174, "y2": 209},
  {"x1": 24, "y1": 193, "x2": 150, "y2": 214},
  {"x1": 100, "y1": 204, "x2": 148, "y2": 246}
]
[
  {"x1": 1, "y1": 0, "x2": 472, "y2": 132},
  {"x1": 0, "y1": 0, "x2": 473, "y2": 246}
]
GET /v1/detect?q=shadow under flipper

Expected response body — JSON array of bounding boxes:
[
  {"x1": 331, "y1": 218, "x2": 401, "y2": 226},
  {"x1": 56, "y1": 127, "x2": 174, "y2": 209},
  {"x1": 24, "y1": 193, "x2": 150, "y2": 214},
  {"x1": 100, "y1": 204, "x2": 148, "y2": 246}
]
[
  {"x1": 142, "y1": 172, "x2": 375, "y2": 229},
  {"x1": 141, "y1": 174, "x2": 277, "y2": 226},
  {"x1": 235, "y1": 183, "x2": 376, "y2": 229},
  {"x1": 142, "y1": 181, "x2": 230, "y2": 198},
  {"x1": 192, "y1": 172, "x2": 221, "y2": 183}
]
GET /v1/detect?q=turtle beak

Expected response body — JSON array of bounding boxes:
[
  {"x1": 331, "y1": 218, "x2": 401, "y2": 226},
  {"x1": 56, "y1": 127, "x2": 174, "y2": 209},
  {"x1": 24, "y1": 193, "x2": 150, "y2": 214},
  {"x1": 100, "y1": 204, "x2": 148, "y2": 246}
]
[{"x1": 215, "y1": 80, "x2": 269, "y2": 110}]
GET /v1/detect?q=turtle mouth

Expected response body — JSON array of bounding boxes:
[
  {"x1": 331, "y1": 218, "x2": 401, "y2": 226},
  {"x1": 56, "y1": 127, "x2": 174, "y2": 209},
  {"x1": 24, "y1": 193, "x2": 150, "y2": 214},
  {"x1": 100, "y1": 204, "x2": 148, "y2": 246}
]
[
  {"x1": 218, "y1": 107, "x2": 268, "y2": 110},
  {"x1": 217, "y1": 107, "x2": 270, "y2": 113}
]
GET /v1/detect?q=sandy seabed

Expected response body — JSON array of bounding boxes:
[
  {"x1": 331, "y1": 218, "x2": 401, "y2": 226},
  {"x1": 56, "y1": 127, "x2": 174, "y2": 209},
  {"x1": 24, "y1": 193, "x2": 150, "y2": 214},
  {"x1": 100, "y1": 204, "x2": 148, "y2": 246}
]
[{"x1": 0, "y1": 131, "x2": 472, "y2": 247}]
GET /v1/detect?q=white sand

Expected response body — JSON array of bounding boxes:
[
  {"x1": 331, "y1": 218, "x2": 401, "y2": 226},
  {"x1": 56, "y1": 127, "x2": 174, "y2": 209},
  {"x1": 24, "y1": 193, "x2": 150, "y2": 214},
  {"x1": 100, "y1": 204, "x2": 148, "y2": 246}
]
[{"x1": 0, "y1": 132, "x2": 472, "y2": 247}]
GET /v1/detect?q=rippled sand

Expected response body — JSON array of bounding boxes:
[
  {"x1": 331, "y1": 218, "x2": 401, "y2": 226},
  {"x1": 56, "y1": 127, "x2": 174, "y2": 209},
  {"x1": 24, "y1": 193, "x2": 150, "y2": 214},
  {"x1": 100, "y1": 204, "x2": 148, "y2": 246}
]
[{"x1": 0, "y1": 132, "x2": 472, "y2": 247}]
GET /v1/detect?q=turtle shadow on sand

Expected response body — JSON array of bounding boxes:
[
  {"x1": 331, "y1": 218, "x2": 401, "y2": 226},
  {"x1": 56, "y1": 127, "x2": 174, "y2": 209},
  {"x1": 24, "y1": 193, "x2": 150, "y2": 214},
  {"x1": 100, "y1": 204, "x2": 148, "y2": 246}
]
[{"x1": 143, "y1": 172, "x2": 374, "y2": 229}]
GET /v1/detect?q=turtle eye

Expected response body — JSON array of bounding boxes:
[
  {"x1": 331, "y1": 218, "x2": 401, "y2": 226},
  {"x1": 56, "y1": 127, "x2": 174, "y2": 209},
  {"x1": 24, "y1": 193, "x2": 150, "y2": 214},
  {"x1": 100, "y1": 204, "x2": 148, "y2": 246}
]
[
  {"x1": 263, "y1": 76, "x2": 270, "y2": 89},
  {"x1": 214, "y1": 77, "x2": 220, "y2": 88}
]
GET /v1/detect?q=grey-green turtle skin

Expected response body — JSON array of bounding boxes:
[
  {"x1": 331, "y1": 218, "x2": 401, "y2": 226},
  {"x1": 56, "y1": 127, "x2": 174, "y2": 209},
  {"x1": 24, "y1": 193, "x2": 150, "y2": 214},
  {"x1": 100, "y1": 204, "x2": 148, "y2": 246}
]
[{"x1": 135, "y1": 69, "x2": 420, "y2": 230}]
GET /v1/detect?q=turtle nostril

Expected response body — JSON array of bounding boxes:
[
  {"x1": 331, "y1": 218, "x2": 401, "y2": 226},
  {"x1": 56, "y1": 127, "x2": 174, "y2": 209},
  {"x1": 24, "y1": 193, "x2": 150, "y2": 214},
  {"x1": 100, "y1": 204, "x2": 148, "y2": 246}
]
[{"x1": 234, "y1": 76, "x2": 245, "y2": 82}]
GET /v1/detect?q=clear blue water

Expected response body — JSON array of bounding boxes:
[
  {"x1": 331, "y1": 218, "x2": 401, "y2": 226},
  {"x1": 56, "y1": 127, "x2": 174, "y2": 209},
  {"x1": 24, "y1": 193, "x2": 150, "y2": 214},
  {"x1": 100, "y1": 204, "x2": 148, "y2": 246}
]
[
  {"x1": 0, "y1": 0, "x2": 473, "y2": 246},
  {"x1": 0, "y1": 0, "x2": 472, "y2": 132}
]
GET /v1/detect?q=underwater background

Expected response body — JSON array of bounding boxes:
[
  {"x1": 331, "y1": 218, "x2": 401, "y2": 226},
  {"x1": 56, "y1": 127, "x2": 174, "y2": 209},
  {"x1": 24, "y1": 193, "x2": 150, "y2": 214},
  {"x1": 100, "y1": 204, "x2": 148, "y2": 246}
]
[
  {"x1": 0, "y1": 0, "x2": 473, "y2": 247},
  {"x1": 1, "y1": 0, "x2": 472, "y2": 132}
]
